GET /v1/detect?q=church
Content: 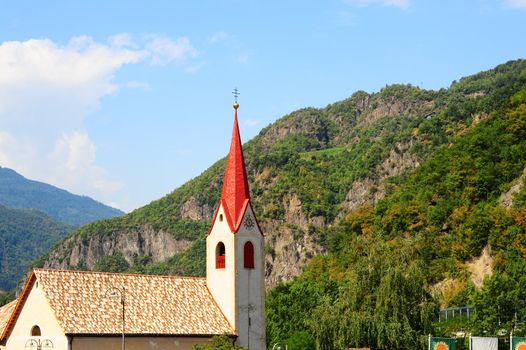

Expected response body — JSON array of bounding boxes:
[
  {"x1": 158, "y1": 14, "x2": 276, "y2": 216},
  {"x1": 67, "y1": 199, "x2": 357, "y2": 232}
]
[{"x1": 0, "y1": 101, "x2": 266, "y2": 350}]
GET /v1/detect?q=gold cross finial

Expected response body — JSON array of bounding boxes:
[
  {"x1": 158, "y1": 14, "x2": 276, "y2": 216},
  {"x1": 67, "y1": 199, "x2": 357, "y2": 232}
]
[{"x1": 232, "y1": 88, "x2": 240, "y2": 109}]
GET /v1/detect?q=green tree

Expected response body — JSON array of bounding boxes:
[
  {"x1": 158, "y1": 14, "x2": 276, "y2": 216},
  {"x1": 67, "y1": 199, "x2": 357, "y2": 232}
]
[
  {"x1": 94, "y1": 252, "x2": 130, "y2": 272},
  {"x1": 285, "y1": 331, "x2": 316, "y2": 350}
]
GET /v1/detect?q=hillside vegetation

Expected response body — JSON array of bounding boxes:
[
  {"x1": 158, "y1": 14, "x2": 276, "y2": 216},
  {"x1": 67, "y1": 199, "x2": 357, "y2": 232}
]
[
  {"x1": 0, "y1": 205, "x2": 71, "y2": 291},
  {"x1": 38, "y1": 61, "x2": 526, "y2": 348},
  {"x1": 266, "y1": 64, "x2": 526, "y2": 349},
  {"x1": 44, "y1": 60, "x2": 526, "y2": 292}
]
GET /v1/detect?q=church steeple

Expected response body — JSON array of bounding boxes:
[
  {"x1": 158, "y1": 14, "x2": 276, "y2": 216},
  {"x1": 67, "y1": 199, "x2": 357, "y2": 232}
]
[
  {"x1": 206, "y1": 97, "x2": 266, "y2": 350},
  {"x1": 218, "y1": 102, "x2": 251, "y2": 233}
]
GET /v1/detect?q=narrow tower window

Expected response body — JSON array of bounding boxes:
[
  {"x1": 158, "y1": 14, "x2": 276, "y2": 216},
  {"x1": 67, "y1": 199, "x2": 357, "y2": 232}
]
[
  {"x1": 31, "y1": 325, "x2": 41, "y2": 336},
  {"x1": 216, "y1": 242, "x2": 226, "y2": 269},
  {"x1": 244, "y1": 241, "x2": 255, "y2": 269}
]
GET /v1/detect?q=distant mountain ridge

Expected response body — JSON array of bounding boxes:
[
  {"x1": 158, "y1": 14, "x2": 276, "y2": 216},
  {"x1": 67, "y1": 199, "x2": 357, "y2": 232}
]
[
  {"x1": 0, "y1": 167, "x2": 123, "y2": 226},
  {"x1": 0, "y1": 204, "x2": 71, "y2": 291}
]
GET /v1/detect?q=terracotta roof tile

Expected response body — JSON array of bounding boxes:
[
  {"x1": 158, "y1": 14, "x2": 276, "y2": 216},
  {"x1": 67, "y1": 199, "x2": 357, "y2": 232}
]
[
  {"x1": 0, "y1": 300, "x2": 17, "y2": 336},
  {"x1": 33, "y1": 269, "x2": 234, "y2": 335}
]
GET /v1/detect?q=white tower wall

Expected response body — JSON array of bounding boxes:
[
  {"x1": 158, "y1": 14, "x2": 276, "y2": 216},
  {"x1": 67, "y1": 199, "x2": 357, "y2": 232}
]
[
  {"x1": 206, "y1": 204, "x2": 266, "y2": 350},
  {"x1": 234, "y1": 205, "x2": 266, "y2": 350},
  {"x1": 206, "y1": 204, "x2": 237, "y2": 328}
]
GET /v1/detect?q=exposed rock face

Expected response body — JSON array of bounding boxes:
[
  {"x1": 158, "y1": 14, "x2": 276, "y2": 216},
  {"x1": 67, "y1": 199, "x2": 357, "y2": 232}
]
[
  {"x1": 340, "y1": 139, "x2": 421, "y2": 219},
  {"x1": 377, "y1": 140, "x2": 420, "y2": 177},
  {"x1": 256, "y1": 109, "x2": 328, "y2": 152},
  {"x1": 366, "y1": 100, "x2": 406, "y2": 125},
  {"x1": 431, "y1": 246, "x2": 494, "y2": 307},
  {"x1": 500, "y1": 166, "x2": 526, "y2": 208},
  {"x1": 467, "y1": 246, "x2": 493, "y2": 289},
  {"x1": 43, "y1": 84, "x2": 441, "y2": 288},
  {"x1": 45, "y1": 225, "x2": 191, "y2": 269},
  {"x1": 263, "y1": 194, "x2": 325, "y2": 286},
  {"x1": 180, "y1": 197, "x2": 214, "y2": 221},
  {"x1": 340, "y1": 178, "x2": 387, "y2": 218}
]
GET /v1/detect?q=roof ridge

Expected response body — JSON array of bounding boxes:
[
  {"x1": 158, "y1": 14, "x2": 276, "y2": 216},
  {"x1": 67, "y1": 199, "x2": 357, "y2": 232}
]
[{"x1": 33, "y1": 268, "x2": 206, "y2": 280}]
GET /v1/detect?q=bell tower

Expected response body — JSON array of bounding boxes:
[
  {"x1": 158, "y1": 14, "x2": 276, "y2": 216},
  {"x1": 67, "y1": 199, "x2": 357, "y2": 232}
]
[{"x1": 206, "y1": 100, "x2": 266, "y2": 350}]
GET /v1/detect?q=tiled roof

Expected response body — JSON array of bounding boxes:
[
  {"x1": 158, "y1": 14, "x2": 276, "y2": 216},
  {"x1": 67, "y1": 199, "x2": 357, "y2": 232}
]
[
  {"x1": 0, "y1": 300, "x2": 17, "y2": 336},
  {"x1": 217, "y1": 108, "x2": 251, "y2": 232},
  {"x1": 32, "y1": 269, "x2": 234, "y2": 336}
]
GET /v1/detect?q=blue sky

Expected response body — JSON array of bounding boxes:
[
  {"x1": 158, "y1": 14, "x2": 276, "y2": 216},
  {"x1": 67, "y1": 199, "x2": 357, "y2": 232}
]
[{"x1": 0, "y1": 0, "x2": 525, "y2": 212}]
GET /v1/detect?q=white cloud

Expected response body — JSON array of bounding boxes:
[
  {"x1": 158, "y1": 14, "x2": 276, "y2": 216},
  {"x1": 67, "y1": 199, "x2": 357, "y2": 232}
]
[
  {"x1": 106, "y1": 202, "x2": 125, "y2": 211},
  {"x1": 51, "y1": 131, "x2": 96, "y2": 172},
  {"x1": 48, "y1": 131, "x2": 125, "y2": 195},
  {"x1": 145, "y1": 35, "x2": 197, "y2": 65},
  {"x1": 242, "y1": 119, "x2": 261, "y2": 127},
  {"x1": 186, "y1": 61, "x2": 207, "y2": 74},
  {"x1": 208, "y1": 31, "x2": 230, "y2": 44},
  {"x1": 0, "y1": 132, "x2": 28, "y2": 172},
  {"x1": 238, "y1": 53, "x2": 249, "y2": 64},
  {"x1": 123, "y1": 80, "x2": 152, "y2": 90},
  {"x1": 337, "y1": 10, "x2": 358, "y2": 26},
  {"x1": 0, "y1": 34, "x2": 195, "y2": 207},
  {"x1": 108, "y1": 32, "x2": 138, "y2": 48},
  {"x1": 344, "y1": 0, "x2": 409, "y2": 9},
  {"x1": 505, "y1": 0, "x2": 526, "y2": 8}
]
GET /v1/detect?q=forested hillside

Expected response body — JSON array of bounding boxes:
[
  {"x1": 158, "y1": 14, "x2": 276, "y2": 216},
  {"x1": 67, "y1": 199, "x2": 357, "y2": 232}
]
[
  {"x1": 266, "y1": 80, "x2": 526, "y2": 348},
  {"x1": 43, "y1": 60, "x2": 526, "y2": 299},
  {"x1": 0, "y1": 167, "x2": 123, "y2": 226},
  {"x1": 0, "y1": 167, "x2": 124, "y2": 293},
  {"x1": 0, "y1": 205, "x2": 71, "y2": 291},
  {"x1": 38, "y1": 59, "x2": 526, "y2": 349}
]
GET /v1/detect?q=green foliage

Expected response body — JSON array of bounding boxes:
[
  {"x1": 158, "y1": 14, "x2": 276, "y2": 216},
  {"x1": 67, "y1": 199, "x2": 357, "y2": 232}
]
[
  {"x1": 285, "y1": 331, "x2": 316, "y2": 350},
  {"x1": 513, "y1": 177, "x2": 526, "y2": 208},
  {"x1": 267, "y1": 231, "x2": 437, "y2": 350},
  {"x1": 266, "y1": 279, "x2": 333, "y2": 345},
  {"x1": 266, "y1": 60, "x2": 526, "y2": 348},
  {"x1": 94, "y1": 252, "x2": 130, "y2": 273},
  {"x1": 193, "y1": 335, "x2": 246, "y2": 350},
  {"x1": 470, "y1": 249, "x2": 526, "y2": 336},
  {"x1": 0, "y1": 290, "x2": 14, "y2": 307},
  {"x1": 130, "y1": 238, "x2": 206, "y2": 276},
  {"x1": 0, "y1": 205, "x2": 72, "y2": 290}
]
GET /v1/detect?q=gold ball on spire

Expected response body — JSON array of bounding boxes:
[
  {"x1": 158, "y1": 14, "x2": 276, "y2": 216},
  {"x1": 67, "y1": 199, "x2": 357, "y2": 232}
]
[{"x1": 233, "y1": 101, "x2": 239, "y2": 109}]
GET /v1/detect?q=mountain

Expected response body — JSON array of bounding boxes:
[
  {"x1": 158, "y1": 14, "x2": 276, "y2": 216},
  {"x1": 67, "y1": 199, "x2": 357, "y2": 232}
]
[
  {"x1": 0, "y1": 204, "x2": 71, "y2": 291},
  {"x1": 265, "y1": 64, "x2": 526, "y2": 348},
  {"x1": 0, "y1": 167, "x2": 124, "y2": 226},
  {"x1": 43, "y1": 59, "x2": 526, "y2": 299}
]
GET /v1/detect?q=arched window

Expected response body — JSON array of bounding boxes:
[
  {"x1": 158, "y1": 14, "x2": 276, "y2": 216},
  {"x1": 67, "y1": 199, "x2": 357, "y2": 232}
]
[
  {"x1": 31, "y1": 325, "x2": 41, "y2": 336},
  {"x1": 244, "y1": 241, "x2": 255, "y2": 269},
  {"x1": 216, "y1": 242, "x2": 226, "y2": 269}
]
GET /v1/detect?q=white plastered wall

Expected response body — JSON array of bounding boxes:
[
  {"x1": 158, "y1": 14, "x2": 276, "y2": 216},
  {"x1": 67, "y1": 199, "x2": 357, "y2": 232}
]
[
  {"x1": 5, "y1": 278, "x2": 68, "y2": 350},
  {"x1": 234, "y1": 205, "x2": 266, "y2": 350},
  {"x1": 206, "y1": 204, "x2": 237, "y2": 329},
  {"x1": 206, "y1": 203, "x2": 266, "y2": 350}
]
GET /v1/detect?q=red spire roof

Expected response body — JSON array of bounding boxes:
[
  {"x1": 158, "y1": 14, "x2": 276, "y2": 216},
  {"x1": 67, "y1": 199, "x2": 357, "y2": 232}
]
[{"x1": 219, "y1": 106, "x2": 251, "y2": 232}]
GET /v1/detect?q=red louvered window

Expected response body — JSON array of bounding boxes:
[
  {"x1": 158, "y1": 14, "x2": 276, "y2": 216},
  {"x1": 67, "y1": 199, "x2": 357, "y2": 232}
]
[
  {"x1": 216, "y1": 242, "x2": 226, "y2": 269},
  {"x1": 244, "y1": 241, "x2": 254, "y2": 269}
]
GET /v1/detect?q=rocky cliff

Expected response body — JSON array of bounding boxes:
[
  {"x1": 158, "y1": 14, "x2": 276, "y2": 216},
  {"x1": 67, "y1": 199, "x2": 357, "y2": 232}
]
[{"x1": 43, "y1": 60, "x2": 526, "y2": 288}]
